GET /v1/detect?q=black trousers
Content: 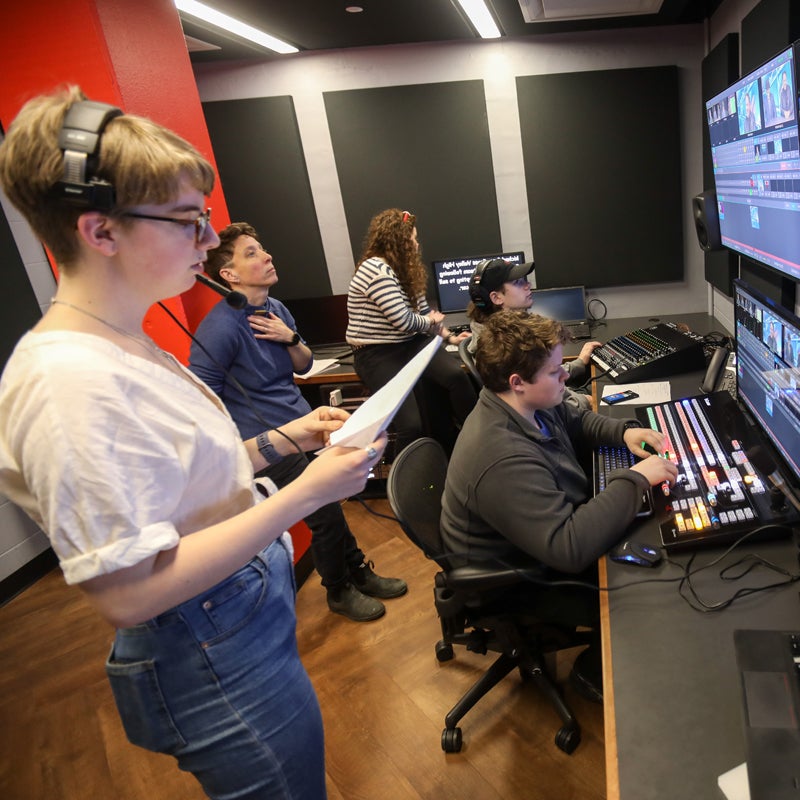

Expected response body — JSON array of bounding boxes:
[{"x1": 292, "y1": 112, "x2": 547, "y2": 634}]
[
  {"x1": 257, "y1": 452, "x2": 365, "y2": 588},
  {"x1": 353, "y1": 335, "x2": 478, "y2": 454}
]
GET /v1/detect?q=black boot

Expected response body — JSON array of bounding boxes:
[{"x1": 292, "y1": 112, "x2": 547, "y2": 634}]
[
  {"x1": 350, "y1": 560, "x2": 408, "y2": 599},
  {"x1": 326, "y1": 582, "x2": 385, "y2": 622}
]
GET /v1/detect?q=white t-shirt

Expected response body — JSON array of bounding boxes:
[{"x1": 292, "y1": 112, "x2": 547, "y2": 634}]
[{"x1": 0, "y1": 330, "x2": 260, "y2": 585}]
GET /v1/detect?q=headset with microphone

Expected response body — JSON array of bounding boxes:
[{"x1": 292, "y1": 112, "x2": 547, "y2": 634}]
[{"x1": 53, "y1": 100, "x2": 246, "y2": 308}]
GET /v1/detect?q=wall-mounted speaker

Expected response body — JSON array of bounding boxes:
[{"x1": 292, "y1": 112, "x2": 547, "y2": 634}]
[{"x1": 692, "y1": 191, "x2": 723, "y2": 252}]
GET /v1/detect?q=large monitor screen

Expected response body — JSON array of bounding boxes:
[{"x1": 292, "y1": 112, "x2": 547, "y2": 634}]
[
  {"x1": 431, "y1": 251, "x2": 525, "y2": 313},
  {"x1": 734, "y1": 278, "x2": 800, "y2": 488},
  {"x1": 706, "y1": 44, "x2": 800, "y2": 280}
]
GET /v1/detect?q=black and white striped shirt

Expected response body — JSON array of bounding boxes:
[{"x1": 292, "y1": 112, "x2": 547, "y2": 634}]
[{"x1": 346, "y1": 257, "x2": 432, "y2": 346}]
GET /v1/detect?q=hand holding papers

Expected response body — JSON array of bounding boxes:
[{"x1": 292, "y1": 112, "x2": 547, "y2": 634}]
[{"x1": 327, "y1": 337, "x2": 442, "y2": 449}]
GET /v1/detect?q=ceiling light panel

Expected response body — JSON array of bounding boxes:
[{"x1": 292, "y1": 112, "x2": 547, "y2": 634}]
[
  {"x1": 454, "y1": 0, "x2": 502, "y2": 38},
  {"x1": 174, "y1": 0, "x2": 299, "y2": 54},
  {"x1": 518, "y1": 0, "x2": 663, "y2": 23}
]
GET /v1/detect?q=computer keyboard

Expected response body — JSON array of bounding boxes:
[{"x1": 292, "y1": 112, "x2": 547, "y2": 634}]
[{"x1": 593, "y1": 445, "x2": 653, "y2": 517}]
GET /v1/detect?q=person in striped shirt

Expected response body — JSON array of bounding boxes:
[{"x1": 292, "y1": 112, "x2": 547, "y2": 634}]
[{"x1": 346, "y1": 208, "x2": 477, "y2": 454}]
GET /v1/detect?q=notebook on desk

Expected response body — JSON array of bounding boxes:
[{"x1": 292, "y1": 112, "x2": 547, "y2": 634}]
[
  {"x1": 530, "y1": 285, "x2": 592, "y2": 339},
  {"x1": 733, "y1": 628, "x2": 800, "y2": 800}
]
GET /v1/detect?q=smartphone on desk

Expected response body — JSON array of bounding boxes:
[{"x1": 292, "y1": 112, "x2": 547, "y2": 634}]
[{"x1": 602, "y1": 390, "x2": 639, "y2": 405}]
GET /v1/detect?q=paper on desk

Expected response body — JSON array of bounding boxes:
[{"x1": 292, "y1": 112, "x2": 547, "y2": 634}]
[
  {"x1": 327, "y1": 336, "x2": 441, "y2": 448},
  {"x1": 294, "y1": 359, "x2": 339, "y2": 380},
  {"x1": 602, "y1": 382, "x2": 671, "y2": 405},
  {"x1": 717, "y1": 762, "x2": 750, "y2": 800}
]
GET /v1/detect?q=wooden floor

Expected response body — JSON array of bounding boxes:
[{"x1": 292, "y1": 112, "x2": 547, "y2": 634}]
[{"x1": 0, "y1": 497, "x2": 605, "y2": 799}]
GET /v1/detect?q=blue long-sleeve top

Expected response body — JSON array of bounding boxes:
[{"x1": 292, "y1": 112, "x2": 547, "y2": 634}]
[{"x1": 189, "y1": 298, "x2": 312, "y2": 440}]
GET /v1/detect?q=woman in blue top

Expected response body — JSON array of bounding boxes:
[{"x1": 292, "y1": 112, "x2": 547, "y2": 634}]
[{"x1": 189, "y1": 222, "x2": 408, "y2": 623}]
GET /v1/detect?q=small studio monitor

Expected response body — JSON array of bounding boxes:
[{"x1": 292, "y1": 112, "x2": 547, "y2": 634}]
[{"x1": 692, "y1": 190, "x2": 723, "y2": 252}]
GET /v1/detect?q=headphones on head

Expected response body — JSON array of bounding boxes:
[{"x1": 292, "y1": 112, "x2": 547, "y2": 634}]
[
  {"x1": 54, "y1": 100, "x2": 123, "y2": 211},
  {"x1": 468, "y1": 259, "x2": 494, "y2": 309}
]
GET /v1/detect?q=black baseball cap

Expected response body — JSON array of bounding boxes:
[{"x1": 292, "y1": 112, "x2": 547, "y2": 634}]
[{"x1": 475, "y1": 259, "x2": 535, "y2": 293}]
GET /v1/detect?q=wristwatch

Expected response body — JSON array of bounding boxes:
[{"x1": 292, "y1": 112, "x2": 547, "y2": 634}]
[
  {"x1": 286, "y1": 332, "x2": 301, "y2": 346},
  {"x1": 256, "y1": 431, "x2": 284, "y2": 465}
]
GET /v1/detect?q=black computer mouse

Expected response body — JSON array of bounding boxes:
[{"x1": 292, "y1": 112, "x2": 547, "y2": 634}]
[{"x1": 609, "y1": 540, "x2": 662, "y2": 567}]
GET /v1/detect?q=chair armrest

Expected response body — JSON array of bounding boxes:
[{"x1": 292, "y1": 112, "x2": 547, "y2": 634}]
[{"x1": 441, "y1": 564, "x2": 543, "y2": 592}]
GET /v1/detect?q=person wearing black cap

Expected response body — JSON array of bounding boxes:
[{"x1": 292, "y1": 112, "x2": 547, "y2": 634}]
[{"x1": 466, "y1": 258, "x2": 600, "y2": 410}]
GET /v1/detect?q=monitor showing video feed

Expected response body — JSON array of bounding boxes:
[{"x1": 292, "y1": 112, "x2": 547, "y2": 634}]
[
  {"x1": 705, "y1": 43, "x2": 800, "y2": 280},
  {"x1": 734, "y1": 278, "x2": 800, "y2": 487},
  {"x1": 431, "y1": 251, "x2": 526, "y2": 313}
]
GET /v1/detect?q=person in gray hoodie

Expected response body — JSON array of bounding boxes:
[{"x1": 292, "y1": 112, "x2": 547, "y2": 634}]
[{"x1": 441, "y1": 310, "x2": 676, "y2": 700}]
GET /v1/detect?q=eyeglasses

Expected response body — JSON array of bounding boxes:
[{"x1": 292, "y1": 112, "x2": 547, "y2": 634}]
[
  {"x1": 401, "y1": 210, "x2": 416, "y2": 225},
  {"x1": 121, "y1": 208, "x2": 212, "y2": 245}
]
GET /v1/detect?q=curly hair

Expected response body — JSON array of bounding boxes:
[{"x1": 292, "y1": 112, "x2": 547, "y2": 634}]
[
  {"x1": 204, "y1": 221, "x2": 259, "y2": 287},
  {"x1": 476, "y1": 310, "x2": 568, "y2": 392},
  {"x1": 358, "y1": 208, "x2": 428, "y2": 309},
  {"x1": 0, "y1": 85, "x2": 215, "y2": 268},
  {"x1": 467, "y1": 298, "x2": 492, "y2": 324}
]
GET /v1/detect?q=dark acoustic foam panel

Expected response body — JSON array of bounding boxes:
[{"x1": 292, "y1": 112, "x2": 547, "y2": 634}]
[
  {"x1": 0, "y1": 190, "x2": 41, "y2": 369},
  {"x1": 517, "y1": 66, "x2": 684, "y2": 289},
  {"x1": 324, "y1": 81, "x2": 503, "y2": 274},
  {"x1": 202, "y1": 96, "x2": 329, "y2": 300},
  {"x1": 741, "y1": 0, "x2": 800, "y2": 74},
  {"x1": 702, "y1": 33, "x2": 740, "y2": 298}
]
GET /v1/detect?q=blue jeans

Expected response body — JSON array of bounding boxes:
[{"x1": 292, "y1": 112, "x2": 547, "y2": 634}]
[{"x1": 106, "y1": 539, "x2": 325, "y2": 799}]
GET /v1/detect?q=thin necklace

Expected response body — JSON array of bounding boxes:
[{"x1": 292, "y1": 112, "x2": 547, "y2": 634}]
[
  {"x1": 49, "y1": 298, "x2": 224, "y2": 406},
  {"x1": 50, "y1": 299, "x2": 168, "y2": 362}
]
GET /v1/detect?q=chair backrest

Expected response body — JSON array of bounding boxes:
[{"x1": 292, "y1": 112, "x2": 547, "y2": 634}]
[
  {"x1": 387, "y1": 437, "x2": 449, "y2": 560},
  {"x1": 458, "y1": 336, "x2": 483, "y2": 389}
]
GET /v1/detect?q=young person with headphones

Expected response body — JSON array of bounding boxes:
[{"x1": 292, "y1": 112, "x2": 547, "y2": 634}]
[
  {"x1": 346, "y1": 208, "x2": 477, "y2": 454},
  {"x1": 0, "y1": 87, "x2": 387, "y2": 799},
  {"x1": 466, "y1": 257, "x2": 601, "y2": 410}
]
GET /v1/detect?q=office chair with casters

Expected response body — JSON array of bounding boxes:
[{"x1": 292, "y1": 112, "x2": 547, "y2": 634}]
[
  {"x1": 386, "y1": 437, "x2": 591, "y2": 754},
  {"x1": 458, "y1": 336, "x2": 482, "y2": 390}
]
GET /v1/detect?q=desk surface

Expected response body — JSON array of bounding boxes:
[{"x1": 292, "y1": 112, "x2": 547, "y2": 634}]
[
  {"x1": 298, "y1": 311, "x2": 724, "y2": 386},
  {"x1": 596, "y1": 314, "x2": 800, "y2": 800}
]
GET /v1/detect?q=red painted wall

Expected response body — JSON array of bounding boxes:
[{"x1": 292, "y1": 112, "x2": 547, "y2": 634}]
[
  {"x1": 0, "y1": 0, "x2": 228, "y2": 362},
  {"x1": 0, "y1": 0, "x2": 314, "y2": 567}
]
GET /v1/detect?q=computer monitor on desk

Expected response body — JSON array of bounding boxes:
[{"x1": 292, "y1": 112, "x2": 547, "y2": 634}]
[
  {"x1": 281, "y1": 294, "x2": 351, "y2": 358},
  {"x1": 705, "y1": 42, "x2": 800, "y2": 281},
  {"x1": 431, "y1": 251, "x2": 525, "y2": 327},
  {"x1": 530, "y1": 285, "x2": 592, "y2": 339},
  {"x1": 733, "y1": 278, "x2": 800, "y2": 497}
]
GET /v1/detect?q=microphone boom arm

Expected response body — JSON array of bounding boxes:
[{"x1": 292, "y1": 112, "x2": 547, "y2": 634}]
[{"x1": 195, "y1": 273, "x2": 247, "y2": 309}]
